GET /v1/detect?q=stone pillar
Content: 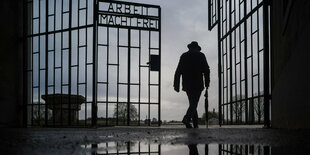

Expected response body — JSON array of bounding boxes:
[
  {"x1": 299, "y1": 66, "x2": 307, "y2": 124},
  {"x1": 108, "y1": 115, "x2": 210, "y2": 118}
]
[{"x1": 42, "y1": 94, "x2": 85, "y2": 125}]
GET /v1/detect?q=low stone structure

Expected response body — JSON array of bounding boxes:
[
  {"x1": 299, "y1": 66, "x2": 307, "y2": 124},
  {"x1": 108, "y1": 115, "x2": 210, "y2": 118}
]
[{"x1": 41, "y1": 94, "x2": 85, "y2": 125}]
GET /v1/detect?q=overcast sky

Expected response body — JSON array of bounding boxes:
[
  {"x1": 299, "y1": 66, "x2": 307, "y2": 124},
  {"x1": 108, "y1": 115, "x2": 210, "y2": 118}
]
[{"x1": 116, "y1": 0, "x2": 219, "y2": 121}]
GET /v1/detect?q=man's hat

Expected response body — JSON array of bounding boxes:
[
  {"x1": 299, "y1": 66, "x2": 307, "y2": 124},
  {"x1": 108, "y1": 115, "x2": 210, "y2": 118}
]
[{"x1": 187, "y1": 41, "x2": 201, "y2": 51}]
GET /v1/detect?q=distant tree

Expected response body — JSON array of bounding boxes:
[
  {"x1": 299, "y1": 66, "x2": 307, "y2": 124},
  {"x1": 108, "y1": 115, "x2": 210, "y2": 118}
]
[
  {"x1": 232, "y1": 101, "x2": 245, "y2": 123},
  {"x1": 113, "y1": 104, "x2": 138, "y2": 123},
  {"x1": 168, "y1": 120, "x2": 180, "y2": 123},
  {"x1": 144, "y1": 119, "x2": 150, "y2": 125},
  {"x1": 202, "y1": 110, "x2": 219, "y2": 121},
  {"x1": 231, "y1": 95, "x2": 246, "y2": 123},
  {"x1": 254, "y1": 97, "x2": 264, "y2": 123},
  {"x1": 152, "y1": 117, "x2": 158, "y2": 122},
  {"x1": 32, "y1": 102, "x2": 52, "y2": 125},
  {"x1": 231, "y1": 144, "x2": 246, "y2": 153},
  {"x1": 116, "y1": 141, "x2": 136, "y2": 150},
  {"x1": 232, "y1": 93, "x2": 264, "y2": 124}
]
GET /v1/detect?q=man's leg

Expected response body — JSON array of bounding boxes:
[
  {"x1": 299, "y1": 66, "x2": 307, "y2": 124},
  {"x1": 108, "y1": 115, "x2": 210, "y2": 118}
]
[
  {"x1": 182, "y1": 96, "x2": 192, "y2": 128},
  {"x1": 183, "y1": 91, "x2": 201, "y2": 128},
  {"x1": 192, "y1": 109, "x2": 199, "y2": 128},
  {"x1": 191, "y1": 91, "x2": 201, "y2": 128}
]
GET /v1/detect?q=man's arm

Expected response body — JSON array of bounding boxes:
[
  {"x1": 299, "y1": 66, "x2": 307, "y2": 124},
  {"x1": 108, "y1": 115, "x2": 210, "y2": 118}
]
[{"x1": 174, "y1": 56, "x2": 183, "y2": 92}]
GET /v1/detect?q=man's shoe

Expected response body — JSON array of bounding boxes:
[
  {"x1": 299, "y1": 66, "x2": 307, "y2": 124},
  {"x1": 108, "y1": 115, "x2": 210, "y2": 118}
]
[
  {"x1": 182, "y1": 118, "x2": 192, "y2": 128},
  {"x1": 193, "y1": 125, "x2": 199, "y2": 128},
  {"x1": 182, "y1": 117, "x2": 190, "y2": 124},
  {"x1": 185, "y1": 123, "x2": 193, "y2": 128}
]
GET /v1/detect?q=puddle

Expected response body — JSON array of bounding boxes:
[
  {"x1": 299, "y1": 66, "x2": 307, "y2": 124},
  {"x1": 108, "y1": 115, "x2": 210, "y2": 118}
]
[{"x1": 81, "y1": 142, "x2": 272, "y2": 155}]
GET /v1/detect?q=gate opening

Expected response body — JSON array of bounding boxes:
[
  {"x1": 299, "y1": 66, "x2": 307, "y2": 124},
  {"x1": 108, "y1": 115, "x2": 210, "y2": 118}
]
[{"x1": 24, "y1": 0, "x2": 161, "y2": 127}]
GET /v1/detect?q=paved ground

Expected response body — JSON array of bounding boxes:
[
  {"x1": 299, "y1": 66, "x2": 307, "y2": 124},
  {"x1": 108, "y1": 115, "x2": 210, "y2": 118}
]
[{"x1": 1, "y1": 126, "x2": 310, "y2": 154}]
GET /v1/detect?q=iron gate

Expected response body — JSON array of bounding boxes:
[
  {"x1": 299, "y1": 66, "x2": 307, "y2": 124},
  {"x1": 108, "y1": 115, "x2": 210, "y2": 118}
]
[
  {"x1": 219, "y1": 144, "x2": 270, "y2": 155},
  {"x1": 24, "y1": 0, "x2": 161, "y2": 127},
  {"x1": 95, "y1": 0, "x2": 161, "y2": 126},
  {"x1": 208, "y1": 0, "x2": 271, "y2": 126}
]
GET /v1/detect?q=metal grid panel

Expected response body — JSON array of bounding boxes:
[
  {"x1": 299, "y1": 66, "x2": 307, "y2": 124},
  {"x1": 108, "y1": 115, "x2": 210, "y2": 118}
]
[
  {"x1": 25, "y1": 0, "x2": 161, "y2": 127},
  {"x1": 208, "y1": 0, "x2": 270, "y2": 126},
  {"x1": 25, "y1": 0, "x2": 95, "y2": 127},
  {"x1": 95, "y1": 0, "x2": 161, "y2": 126},
  {"x1": 208, "y1": 0, "x2": 218, "y2": 30}
]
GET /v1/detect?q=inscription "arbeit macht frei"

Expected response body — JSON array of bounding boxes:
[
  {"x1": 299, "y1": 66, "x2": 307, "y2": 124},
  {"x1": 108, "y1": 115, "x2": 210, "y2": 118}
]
[{"x1": 98, "y1": 2, "x2": 159, "y2": 30}]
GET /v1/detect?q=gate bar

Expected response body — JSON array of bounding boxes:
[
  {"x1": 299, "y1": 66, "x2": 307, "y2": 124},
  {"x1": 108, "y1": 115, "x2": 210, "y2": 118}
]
[
  {"x1": 106, "y1": 27, "x2": 109, "y2": 126},
  {"x1": 148, "y1": 31, "x2": 151, "y2": 126},
  {"x1": 127, "y1": 29, "x2": 131, "y2": 126},
  {"x1": 263, "y1": 0, "x2": 270, "y2": 128},
  {"x1": 77, "y1": 0, "x2": 80, "y2": 126},
  {"x1": 217, "y1": 0, "x2": 222, "y2": 126},
  {"x1": 158, "y1": 7, "x2": 162, "y2": 126},
  {"x1": 243, "y1": 0, "x2": 249, "y2": 124},
  {"x1": 92, "y1": 0, "x2": 98, "y2": 127},
  {"x1": 229, "y1": 0, "x2": 233, "y2": 124},
  {"x1": 116, "y1": 28, "x2": 120, "y2": 126},
  {"x1": 45, "y1": 0, "x2": 49, "y2": 125},
  {"x1": 85, "y1": 0, "x2": 89, "y2": 126},
  {"x1": 257, "y1": 0, "x2": 261, "y2": 123},
  {"x1": 60, "y1": 0, "x2": 63, "y2": 124},
  {"x1": 68, "y1": 0, "x2": 73, "y2": 126},
  {"x1": 138, "y1": 29, "x2": 141, "y2": 126}
]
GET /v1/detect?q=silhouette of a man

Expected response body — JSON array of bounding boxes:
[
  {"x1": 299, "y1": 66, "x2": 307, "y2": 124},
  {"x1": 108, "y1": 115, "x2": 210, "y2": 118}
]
[{"x1": 174, "y1": 41, "x2": 210, "y2": 128}]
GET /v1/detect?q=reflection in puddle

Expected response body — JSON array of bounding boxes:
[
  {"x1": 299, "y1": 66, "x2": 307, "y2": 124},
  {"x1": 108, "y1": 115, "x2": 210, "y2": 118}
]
[
  {"x1": 81, "y1": 142, "x2": 161, "y2": 155},
  {"x1": 219, "y1": 144, "x2": 270, "y2": 155},
  {"x1": 81, "y1": 142, "x2": 271, "y2": 155}
]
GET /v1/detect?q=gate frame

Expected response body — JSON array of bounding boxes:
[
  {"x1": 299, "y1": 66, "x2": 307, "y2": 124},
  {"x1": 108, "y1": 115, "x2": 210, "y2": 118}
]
[
  {"x1": 94, "y1": 0, "x2": 161, "y2": 127},
  {"x1": 208, "y1": 0, "x2": 271, "y2": 127}
]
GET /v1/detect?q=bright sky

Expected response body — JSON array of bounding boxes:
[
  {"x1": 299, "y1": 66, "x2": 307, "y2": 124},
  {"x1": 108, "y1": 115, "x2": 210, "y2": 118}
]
[{"x1": 117, "y1": 0, "x2": 219, "y2": 121}]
